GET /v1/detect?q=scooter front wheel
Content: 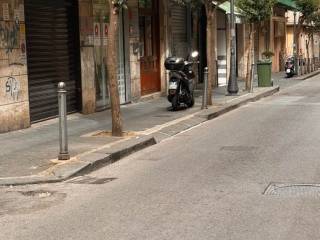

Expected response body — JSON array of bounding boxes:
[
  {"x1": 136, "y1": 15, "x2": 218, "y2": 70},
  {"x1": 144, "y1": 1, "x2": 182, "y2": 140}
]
[
  {"x1": 286, "y1": 73, "x2": 293, "y2": 78},
  {"x1": 187, "y1": 94, "x2": 195, "y2": 108},
  {"x1": 172, "y1": 95, "x2": 179, "y2": 111}
]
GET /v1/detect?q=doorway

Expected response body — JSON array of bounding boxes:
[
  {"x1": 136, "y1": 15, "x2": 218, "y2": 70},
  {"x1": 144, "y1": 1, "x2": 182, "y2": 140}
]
[
  {"x1": 217, "y1": 10, "x2": 227, "y2": 87},
  {"x1": 199, "y1": 5, "x2": 207, "y2": 83},
  {"x1": 139, "y1": 0, "x2": 161, "y2": 95}
]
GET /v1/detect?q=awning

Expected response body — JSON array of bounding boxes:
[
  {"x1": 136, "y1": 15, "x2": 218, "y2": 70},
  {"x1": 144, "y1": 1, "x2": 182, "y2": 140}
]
[
  {"x1": 213, "y1": 0, "x2": 298, "y2": 12},
  {"x1": 217, "y1": 1, "x2": 243, "y2": 16},
  {"x1": 212, "y1": 1, "x2": 244, "y2": 23},
  {"x1": 212, "y1": 1, "x2": 243, "y2": 15},
  {"x1": 276, "y1": 0, "x2": 298, "y2": 10}
]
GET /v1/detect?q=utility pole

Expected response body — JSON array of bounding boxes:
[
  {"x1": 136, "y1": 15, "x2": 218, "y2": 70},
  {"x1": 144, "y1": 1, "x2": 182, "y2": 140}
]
[
  {"x1": 293, "y1": 11, "x2": 298, "y2": 75},
  {"x1": 227, "y1": 0, "x2": 239, "y2": 95}
]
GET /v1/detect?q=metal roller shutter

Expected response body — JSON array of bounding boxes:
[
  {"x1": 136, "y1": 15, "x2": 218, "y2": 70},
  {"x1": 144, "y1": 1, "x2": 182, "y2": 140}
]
[
  {"x1": 25, "y1": 0, "x2": 81, "y2": 122},
  {"x1": 170, "y1": 2, "x2": 188, "y2": 58}
]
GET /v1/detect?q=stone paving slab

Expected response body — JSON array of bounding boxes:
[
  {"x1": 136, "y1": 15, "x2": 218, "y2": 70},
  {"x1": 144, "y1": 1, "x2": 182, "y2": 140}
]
[{"x1": 0, "y1": 136, "x2": 156, "y2": 186}]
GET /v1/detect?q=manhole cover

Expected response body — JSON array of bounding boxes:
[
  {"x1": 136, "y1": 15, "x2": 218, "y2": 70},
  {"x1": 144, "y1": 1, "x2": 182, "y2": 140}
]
[
  {"x1": 67, "y1": 176, "x2": 117, "y2": 185},
  {"x1": 264, "y1": 183, "x2": 320, "y2": 197},
  {"x1": 137, "y1": 158, "x2": 160, "y2": 161},
  {"x1": 153, "y1": 115, "x2": 172, "y2": 118},
  {"x1": 220, "y1": 146, "x2": 258, "y2": 152}
]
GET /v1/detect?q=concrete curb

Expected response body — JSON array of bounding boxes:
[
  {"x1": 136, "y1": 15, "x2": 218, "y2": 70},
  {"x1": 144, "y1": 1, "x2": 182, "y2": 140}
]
[
  {"x1": 295, "y1": 69, "x2": 320, "y2": 80},
  {"x1": 0, "y1": 136, "x2": 156, "y2": 186},
  {"x1": 0, "y1": 86, "x2": 279, "y2": 186},
  {"x1": 196, "y1": 86, "x2": 280, "y2": 120}
]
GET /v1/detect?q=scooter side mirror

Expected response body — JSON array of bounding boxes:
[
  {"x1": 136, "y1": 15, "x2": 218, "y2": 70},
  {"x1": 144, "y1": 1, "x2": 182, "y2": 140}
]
[{"x1": 191, "y1": 51, "x2": 199, "y2": 59}]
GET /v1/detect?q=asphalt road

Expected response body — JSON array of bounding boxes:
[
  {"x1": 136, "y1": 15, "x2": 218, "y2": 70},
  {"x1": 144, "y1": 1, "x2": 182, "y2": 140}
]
[{"x1": 2, "y1": 76, "x2": 320, "y2": 239}]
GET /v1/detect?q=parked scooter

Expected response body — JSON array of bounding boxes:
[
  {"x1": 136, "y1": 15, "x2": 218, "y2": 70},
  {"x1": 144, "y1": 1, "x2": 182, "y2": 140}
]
[
  {"x1": 165, "y1": 51, "x2": 199, "y2": 110},
  {"x1": 285, "y1": 56, "x2": 295, "y2": 77}
]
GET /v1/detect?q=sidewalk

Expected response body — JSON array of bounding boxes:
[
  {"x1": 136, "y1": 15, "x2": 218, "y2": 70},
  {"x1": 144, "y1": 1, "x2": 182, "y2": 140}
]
[{"x1": 0, "y1": 71, "x2": 313, "y2": 185}]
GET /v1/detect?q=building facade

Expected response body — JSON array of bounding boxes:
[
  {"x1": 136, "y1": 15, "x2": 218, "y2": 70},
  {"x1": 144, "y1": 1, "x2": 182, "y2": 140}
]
[
  {"x1": 0, "y1": 0, "x2": 302, "y2": 133},
  {"x1": 254, "y1": 4, "x2": 288, "y2": 73},
  {"x1": 0, "y1": 0, "x2": 196, "y2": 133},
  {"x1": 286, "y1": 11, "x2": 320, "y2": 62},
  {"x1": 0, "y1": 0, "x2": 29, "y2": 132}
]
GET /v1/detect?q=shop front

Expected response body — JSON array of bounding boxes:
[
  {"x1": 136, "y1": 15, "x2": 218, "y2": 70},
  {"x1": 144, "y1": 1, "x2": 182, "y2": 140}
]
[
  {"x1": 79, "y1": 0, "x2": 130, "y2": 113},
  {"x1": 25, "y1": 0, "x2": 81, "y2": 122}
]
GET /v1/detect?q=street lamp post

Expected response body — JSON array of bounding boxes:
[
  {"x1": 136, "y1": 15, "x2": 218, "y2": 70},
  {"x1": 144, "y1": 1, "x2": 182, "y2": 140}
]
[
  {"x1": 293, "y1": 11, "x2": 298, "y2": 75},
  {"x1": 227, "y1": 0, "x2": 239, "y2": 95}
]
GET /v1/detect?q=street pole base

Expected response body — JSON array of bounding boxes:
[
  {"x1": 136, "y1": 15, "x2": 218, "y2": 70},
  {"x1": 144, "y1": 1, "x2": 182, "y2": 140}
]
[
  {"x1": 58, "y1": 153, "x2": 70, "y2": 160},
  {"x1": 226, "y1": 92, "x2": 239, "y2": 96}
]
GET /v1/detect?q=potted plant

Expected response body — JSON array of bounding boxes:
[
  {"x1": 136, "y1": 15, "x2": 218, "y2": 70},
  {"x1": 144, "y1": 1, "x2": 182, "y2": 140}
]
[{"x1": 261, "y1": 50, "x2": 274, "y2": 61}]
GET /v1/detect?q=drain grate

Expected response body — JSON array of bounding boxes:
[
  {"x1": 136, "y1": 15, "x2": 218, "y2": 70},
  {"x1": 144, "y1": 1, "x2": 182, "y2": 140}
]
[
  {"x1": 67, "y1": 176, "x2": 117, "y2": 185},
  {"x1": 264, "y1": 183, "x2": 320, "y2": 197},
  {"x1": 220, "y1": 146, "x2": 259, "y2": 152},
  {"x1": 137, "y1": 158, "x2": 160, "y2": 162},
  {"x1": 153, "y1": 115, "x2": 172, "y2": 118}
]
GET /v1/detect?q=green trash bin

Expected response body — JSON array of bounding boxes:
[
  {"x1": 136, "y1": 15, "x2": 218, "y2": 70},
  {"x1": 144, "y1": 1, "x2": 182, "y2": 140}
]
[{"x1": 257, "y1": 60, "x2": 272, "y2": 87}]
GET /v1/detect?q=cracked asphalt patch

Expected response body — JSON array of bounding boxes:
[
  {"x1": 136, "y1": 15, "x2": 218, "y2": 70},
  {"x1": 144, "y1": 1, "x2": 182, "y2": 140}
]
[{"x1": 0, "y1": 189, "x2": 66, "y2": 216}]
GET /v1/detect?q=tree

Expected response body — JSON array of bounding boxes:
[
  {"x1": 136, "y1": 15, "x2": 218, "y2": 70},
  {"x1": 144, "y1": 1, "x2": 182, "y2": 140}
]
[
  {"x1": 106, "y1": 0, "x2": 127, "y2": 136},
  {"x1": 306, "y1": 11, "x2": 320, "y2": 71},
  {"x1": 204, "y1": 1, "x2": 219, "y2": 105},
  {"x1": 236, "y1": 0, "x2": 275, "y2": 91},
  {"x1": 294, "y1": 0, "x2": 320, "y2": 71}
]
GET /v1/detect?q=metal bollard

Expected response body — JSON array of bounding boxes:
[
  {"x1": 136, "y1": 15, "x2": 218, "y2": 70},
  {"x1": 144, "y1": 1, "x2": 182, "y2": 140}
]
[
  {"x1": 299, "y1": 58, "x2": 302, "y2": 75},
  {"x1": 202, "y1": 67, "x2": 208, "y2": 109},
  {"x1": 313, "y1": 58, "x2": 315, "y2": 72},
  {"x1": 304, "y1": 58, "x2": 307, "y2": 74},
  {"x1": 58, "y1": 82, "x2": 70, "y2": 160},
  {"x1": 250, "y1": 63, "x2": 254, "y2": 93}
]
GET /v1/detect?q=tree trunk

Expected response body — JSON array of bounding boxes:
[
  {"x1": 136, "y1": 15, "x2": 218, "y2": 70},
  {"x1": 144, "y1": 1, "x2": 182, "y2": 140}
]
[
  {"x1": 295, "y1": 17, "x2": 305, "y2": 59},
  {"x1": 311, "y1": 33, "x2": 315, "y2": 71},
  {"x1": 205, "y1": 5, "x2": 217, "y2": 106},
  {"x1": 306, "y1": 37, "x2": 310, "y2": 73},
  {"x1": 246, "y1": 23, "x2": 254, "y2": 91},
  {"x1": 106, "y1": 2, "x2": 123, "y2": 136}
]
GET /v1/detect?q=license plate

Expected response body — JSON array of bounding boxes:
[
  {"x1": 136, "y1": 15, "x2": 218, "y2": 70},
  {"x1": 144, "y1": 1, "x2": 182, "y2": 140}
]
[
  {"x1": 286, "y1": 69, "x2": 291, "y2": 73},
  {"x1": 169, "y1": 82, "x2": 178, "y2": 90}
]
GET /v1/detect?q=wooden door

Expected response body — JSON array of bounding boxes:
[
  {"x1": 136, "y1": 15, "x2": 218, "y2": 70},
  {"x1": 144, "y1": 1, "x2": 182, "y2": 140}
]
[{"x1": 139, "y1": 0, "x2": 161, "y2": 95}]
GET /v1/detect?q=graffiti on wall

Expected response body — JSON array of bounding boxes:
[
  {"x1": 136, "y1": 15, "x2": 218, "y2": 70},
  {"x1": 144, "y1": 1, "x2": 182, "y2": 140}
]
[
  {"x1": 0, "y1": 21, "x2": 19, "y2": 53},
  {"x1": 5, "y1": 76, "x2": 20, "y2": 101}
]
